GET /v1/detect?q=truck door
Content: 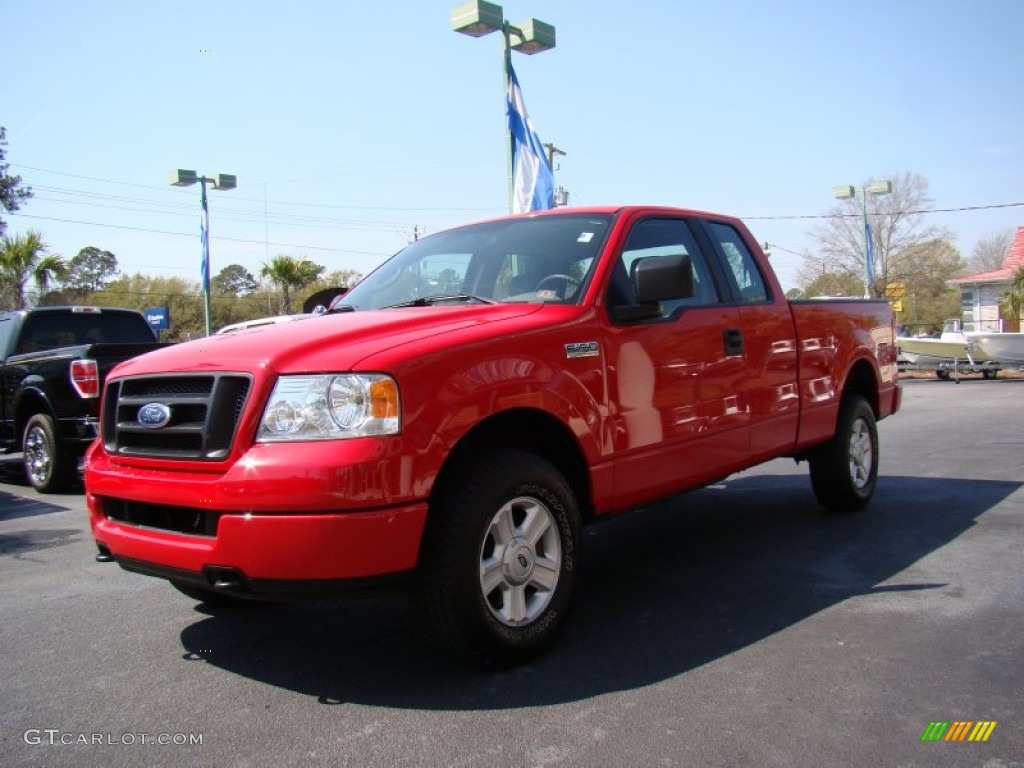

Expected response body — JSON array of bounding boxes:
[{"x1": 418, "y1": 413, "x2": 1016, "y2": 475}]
[
  {"x1": 701, "y1": 219, "x2": 800, "y2": 463},
  {"x1": 600, "y1": 216, "x2": 750, "y2": 510}
]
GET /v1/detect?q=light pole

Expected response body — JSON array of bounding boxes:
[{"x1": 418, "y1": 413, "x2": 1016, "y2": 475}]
[
  {"x1": 451, "y1": 1, "x2": 556, "y2": 212},
  {"x1": 169, "y1": 169, "x2": 237, "y2": 336},
  {"x1": 833, "y1": 180, "x2": 892, "y2": 298}
]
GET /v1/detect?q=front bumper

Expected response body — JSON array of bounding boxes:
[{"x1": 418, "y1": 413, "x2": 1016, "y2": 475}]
[{"x1": 86, "y1": 437, "x2": 436, "y2": 586}]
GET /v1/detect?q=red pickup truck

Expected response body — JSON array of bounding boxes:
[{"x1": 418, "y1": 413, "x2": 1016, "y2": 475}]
[{"x1": 87, "y1": 206, "x2": 900, "y2": 665}]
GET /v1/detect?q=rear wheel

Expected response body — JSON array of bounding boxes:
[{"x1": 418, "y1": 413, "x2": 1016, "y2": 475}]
[
  {"x1": 983, "y1": 369, "x2": 998, "y2": 380},
  {"x1": 809, "y1": 394, "x2": 878, "y2": 513},
  {"x1": 411, "y1": 450, "x2": 581, "y2": 667},
  {"x1": 23, "y1": 413, "x2": 75, "y2": 494}
]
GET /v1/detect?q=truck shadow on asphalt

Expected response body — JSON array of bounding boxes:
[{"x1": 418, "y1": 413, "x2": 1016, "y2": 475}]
[
  {"x1": 0, "y1": 487, "x2": 75, "y2": 522},
  {"x1": 178, "y1": 473, "x2": 1019, "y2": 709}
]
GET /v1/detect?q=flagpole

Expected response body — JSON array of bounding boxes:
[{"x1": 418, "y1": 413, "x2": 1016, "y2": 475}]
[
  {"x1": 200, "y1": 176, "x2": 213, "y2": 336},
  {"x1": 861, "y1": 189, "x2": 871, "y2": 299},
  {"x1": 502, "y1": 21, "x2": 514, "y2": 213}
]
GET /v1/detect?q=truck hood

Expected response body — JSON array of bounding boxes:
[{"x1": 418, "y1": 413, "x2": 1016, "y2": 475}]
[{"x1": 109, "y1": 304, "x2": 546, "y2": 377}]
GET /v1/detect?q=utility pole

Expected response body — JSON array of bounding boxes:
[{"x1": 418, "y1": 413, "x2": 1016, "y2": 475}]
[
  {"x1": 543, "y1": 142, "x2": 565, "y2": 169},
  {"x1": 543, "y1": 143, "x2": 569, "y2": 207}
]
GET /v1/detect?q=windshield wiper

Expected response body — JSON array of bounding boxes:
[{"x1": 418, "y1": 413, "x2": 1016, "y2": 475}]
[{"x1": 383, "y1": 293, "x2": 498, "y2": 309}]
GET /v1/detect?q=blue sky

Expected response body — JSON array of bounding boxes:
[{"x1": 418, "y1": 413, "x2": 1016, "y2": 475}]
[{"x1": 4, "y1": 0, "x2": 1022, "y2": 291}]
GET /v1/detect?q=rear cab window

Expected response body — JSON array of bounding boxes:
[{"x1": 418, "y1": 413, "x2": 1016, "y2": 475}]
[{"x1": 705, "y1": 221, "x2": 770, "y2": 304}]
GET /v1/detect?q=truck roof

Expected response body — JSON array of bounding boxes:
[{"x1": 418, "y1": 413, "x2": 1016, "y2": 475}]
[
  {"x1": 1, "y1": 306, "x2": 147, "y2": 318},
  {"x1": 459, "y1": 205, "x2": 745, "y2": 227}
]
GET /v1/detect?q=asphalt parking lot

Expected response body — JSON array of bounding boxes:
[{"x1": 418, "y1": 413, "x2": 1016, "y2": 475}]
[{"x1": 1, "y1": 377, "x2": 1022, "y2": 767}]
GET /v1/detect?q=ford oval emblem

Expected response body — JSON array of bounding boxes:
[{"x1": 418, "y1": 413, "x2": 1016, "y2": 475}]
[{"x1": 138, "y1": 403, "x2": 172, "y2": 429}]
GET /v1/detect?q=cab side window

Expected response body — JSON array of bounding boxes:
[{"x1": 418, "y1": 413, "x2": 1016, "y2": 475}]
[
  {"x1": 706, "y1": 221, "x2": 769, "y2": 304},
  {"x1": 608, "y1": 218, "x2": 720, "y2": 317}
]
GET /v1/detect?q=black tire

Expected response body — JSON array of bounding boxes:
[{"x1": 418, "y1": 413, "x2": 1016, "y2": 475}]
[
  {"x1": 170, "y1": 580, "x2": 247, "y2": 607},
  {"x1": 936, "y1": 369, "x2": 950, "y2": 380},
  {"x1": 22, "y1": 413, "x2": 75, "y2": 494},
  {"x1": 809, "y1": 394, "x2": 878, "y2": 513},
  {"x1": 411, "y1": 450, "x2": 581, "y2": 667},
  {"x1": 983, "y1": 369, "x2": 998, "y2": 380}
]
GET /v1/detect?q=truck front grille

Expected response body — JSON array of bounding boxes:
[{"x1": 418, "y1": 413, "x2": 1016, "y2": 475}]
[
  {"x1": 101, "y1": 497, "x2": 219, "y2": 537},
  {"x1": 102, "y1": 374, "x2": 252, "y2": 460}
]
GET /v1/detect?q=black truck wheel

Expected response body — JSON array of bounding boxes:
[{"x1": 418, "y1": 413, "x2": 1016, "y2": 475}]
[
  {"x1": 809, "y1": 394, "x2": 878, "y2": 513},
  {"x1": 411, "y1": 450, "x2": 581, "y2": 667},
  {"x1": 23, "y1": 413, "x2": 75, "y2": 494}
]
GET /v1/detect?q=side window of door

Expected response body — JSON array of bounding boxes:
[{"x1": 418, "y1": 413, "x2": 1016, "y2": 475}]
[
  {"x1": 706, "y1": 221, "x2": 770, "y2": 304},
  {"x1": 607, "y1": 218, "x2": 720, "y2": 318}
]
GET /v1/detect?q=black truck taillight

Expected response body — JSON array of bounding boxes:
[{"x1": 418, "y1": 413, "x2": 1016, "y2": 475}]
[{"x1": 70, "y1": 359, "x2": 100, "y2": 398}]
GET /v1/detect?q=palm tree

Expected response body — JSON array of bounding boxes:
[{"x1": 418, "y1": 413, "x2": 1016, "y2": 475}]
[
  {"x1": 260, "y1": 255, "x2": 324, "y2": 314},
  {"x1": 0, "y1": 230, "x2": 66, "y2": 310},
  {"x1": 999, "y1": 266, "x2": 1024, "y2": 330}
]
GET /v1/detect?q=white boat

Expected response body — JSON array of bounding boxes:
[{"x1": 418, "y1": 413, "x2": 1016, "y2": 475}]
[
  {"x1": 897, "y1": 320, "x2": 988, "y2": 367},
  {"x1": 965, "y1": 331, "x2": 1024, "y2": 367}
]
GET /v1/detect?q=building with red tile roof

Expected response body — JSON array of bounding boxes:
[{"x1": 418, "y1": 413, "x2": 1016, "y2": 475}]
[{"x1": 951, "y1": 226, "x2": 1024, "y2": 332}]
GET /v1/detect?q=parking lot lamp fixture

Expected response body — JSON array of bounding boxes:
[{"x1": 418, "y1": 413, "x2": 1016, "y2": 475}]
[
  {"x1": 169, "y1": 170, "x2": 238, "y2": 336},
  {"x1": 833, "y1": 180, "x2": 892, "y2": 298},
  {"x1": 451, "y1": 1, "x2": 555, "y2": 212}
]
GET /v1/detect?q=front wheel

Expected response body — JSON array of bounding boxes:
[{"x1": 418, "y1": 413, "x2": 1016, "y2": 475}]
[
  {"x1": 809, "y1": 394, "x2": 879, "y2": 513},
  {"x1": 411, "y1": 450, "x2": 581, "y2": 667},
  {"x1": 23, "y1": 413, "x2": 75, "y2": 494}
]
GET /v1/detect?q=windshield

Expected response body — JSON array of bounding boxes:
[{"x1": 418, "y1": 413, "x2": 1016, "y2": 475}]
[{"x1": 338, "y1": 214, "x2": 613, "y2": 311}]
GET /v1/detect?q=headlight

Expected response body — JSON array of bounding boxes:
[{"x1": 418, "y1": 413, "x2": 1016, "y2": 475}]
[{"x1": 257, "y1": 374, "x2": 400, "y2": 442}]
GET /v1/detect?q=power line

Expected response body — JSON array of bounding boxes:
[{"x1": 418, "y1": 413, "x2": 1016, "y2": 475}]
[
  {"x1": 14, "y1": 162, "x2": 1021, "y2": 221},
  {"x1": 12, "y1": 162, "x2": 502, "y2": 213},
  {"x1": 8, "y1": 213, "x2": 390, "y2": 256},
  {"x1": 29, "y1": 193, "x2": 421, "y2": 232},
  {"x1": 744, "y1": 201, "x2": 1024, "y2": 221}
]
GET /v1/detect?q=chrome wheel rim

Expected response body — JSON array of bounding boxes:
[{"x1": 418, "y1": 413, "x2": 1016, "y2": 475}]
[
  {"x1": 478, "y1": 496, "x2": 561, "y2": 627},
  {"x1": 848, "y1": 418, "x2": 873, "y2": 490},
  {"x1": 24, "y1": 425, "x2": 52, "y2": 486}
]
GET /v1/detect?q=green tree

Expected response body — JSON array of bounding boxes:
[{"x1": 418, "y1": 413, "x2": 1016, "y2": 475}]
[
  {"x1": 215, "y1": 263, "x2": 259, "y2": 296},
  {"x1": 888, "y1": 239, "x2": 965, "y2": 332},
  {"x1": 0, "y1": 126, "x2": 33, "y2": 238},
  {"x1": 260, "y1": 255, "x2": 325, "y2": 314},
  {"x1": 999, "y1": 266, "x2": 1024, "y2": 328},
  {"x1": 87, "y1": 273, "x2": 206, "y2": 341},
  {"x1": 0, "y1": 230, "x2": 66, "y2": 310},
  {"x1": 64, "y1": 246, "x2": 119, "y2": 293},
  {"x1": 800, "y1": 271, "x2": 865, "y2": 298}
]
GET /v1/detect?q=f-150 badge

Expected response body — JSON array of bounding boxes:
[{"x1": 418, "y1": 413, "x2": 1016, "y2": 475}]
[{"x1": 565, "y1": 341, "x2": 600, "y2": 359}]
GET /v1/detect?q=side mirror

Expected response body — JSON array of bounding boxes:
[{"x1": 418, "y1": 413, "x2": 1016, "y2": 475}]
[{"x1": 634, "y1": 254, "x2": 695, "y2": 304}]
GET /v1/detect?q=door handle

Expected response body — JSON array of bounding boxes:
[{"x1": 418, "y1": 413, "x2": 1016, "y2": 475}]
[{"x1": 724, "y1": 328, "x2": 744, "y2": 356}]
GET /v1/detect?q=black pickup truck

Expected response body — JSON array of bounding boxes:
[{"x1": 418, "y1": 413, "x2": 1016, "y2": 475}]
[{"x1": 0, "y1": 306, "x2": 165, "y2": 493}]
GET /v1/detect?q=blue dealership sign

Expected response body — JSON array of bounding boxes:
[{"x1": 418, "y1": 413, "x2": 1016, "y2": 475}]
[{"x1": 144, "y1": 306, "x2": 170, "y2": 331}]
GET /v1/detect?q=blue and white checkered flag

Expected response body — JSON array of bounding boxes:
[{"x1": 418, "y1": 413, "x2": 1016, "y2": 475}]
[{"x1": 507, "y1": 62, "x2": 554, "y2": 214}]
